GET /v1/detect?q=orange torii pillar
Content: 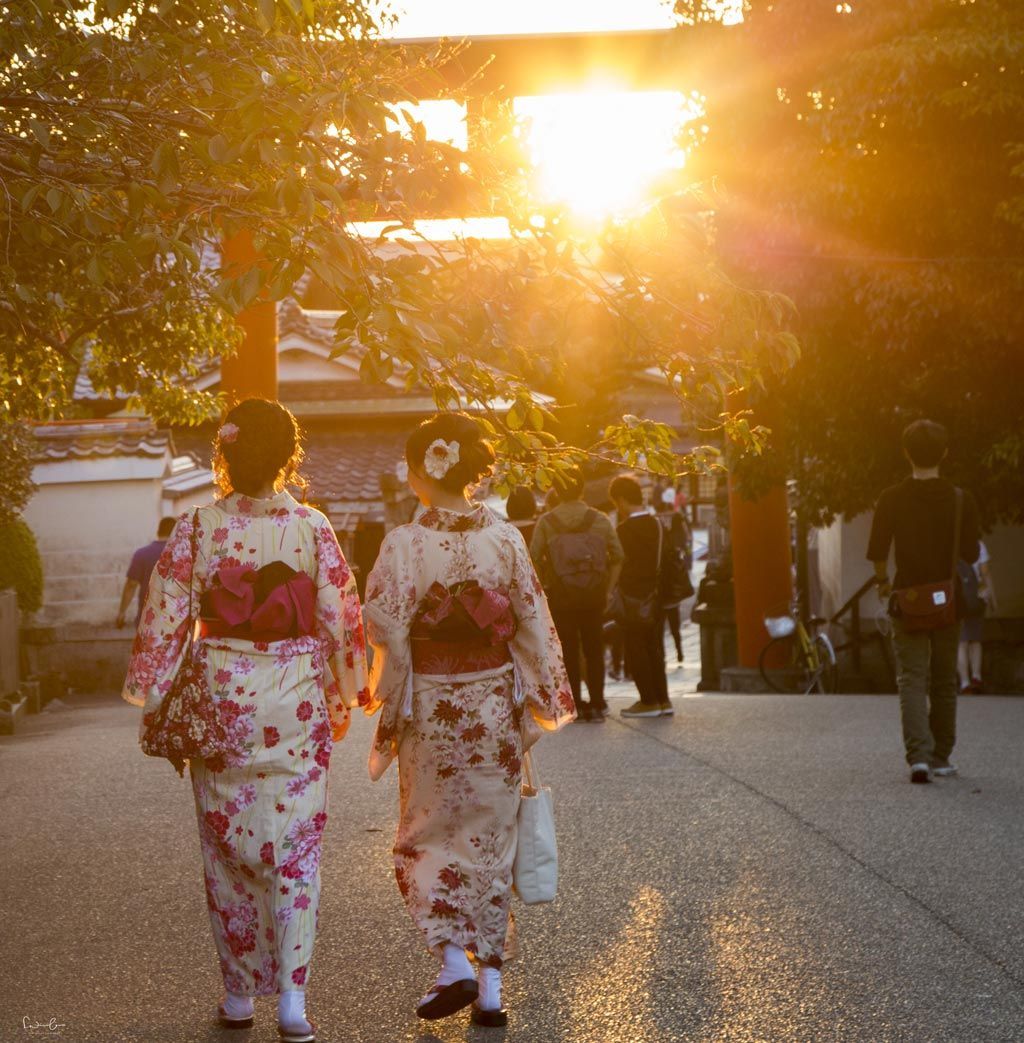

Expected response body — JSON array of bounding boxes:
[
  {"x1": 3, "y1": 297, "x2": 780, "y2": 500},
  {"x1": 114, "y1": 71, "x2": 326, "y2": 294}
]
[
  {"x1": 726, "y1": 392, "x2": 793, "y2": 670},
  {"x1": 221, "y1": 230, "x2": 278, "y2": 404},
  {"x1": 728, "y1": 479, "x2": 793, "y2": 668}
]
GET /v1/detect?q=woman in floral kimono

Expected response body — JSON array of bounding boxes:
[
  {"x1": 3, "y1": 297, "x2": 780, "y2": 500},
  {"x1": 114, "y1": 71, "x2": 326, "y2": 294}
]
[
  {"x1": 122, "y1": 399, "x2": 368, "y2": 1043},
  {"x1": 363, "y1": 413, "x2": 575, "y2": 1026}
]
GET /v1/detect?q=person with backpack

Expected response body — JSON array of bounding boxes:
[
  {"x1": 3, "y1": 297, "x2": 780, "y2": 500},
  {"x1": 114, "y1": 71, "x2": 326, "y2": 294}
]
[
  {"x1": 867, "y1": 419, "x2": 980, "y2": 784},
  {"x1": 532, "y1": 467, "x2": 623, "y2": 721}
]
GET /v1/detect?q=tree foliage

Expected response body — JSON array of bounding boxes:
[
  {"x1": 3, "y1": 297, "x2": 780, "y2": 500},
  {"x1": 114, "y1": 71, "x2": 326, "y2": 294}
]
[
  {"x1": 679, "y1": 0, "x2": 1024, "y2": 523},
  {"x1": 0, "y1": 420, "x2": 37, "y2": 522},
  {"x1": 0, "y1": 516, "x2": 44, "y2": 614},
  {"x1": 1, "y1": 0, "x2": 797, "y2": 490}
]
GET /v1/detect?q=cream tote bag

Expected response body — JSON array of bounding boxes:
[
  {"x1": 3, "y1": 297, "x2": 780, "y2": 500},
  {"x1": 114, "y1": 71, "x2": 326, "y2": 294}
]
[{"x1": 513, "y1": 749, "x2": 558, "y2": 904}]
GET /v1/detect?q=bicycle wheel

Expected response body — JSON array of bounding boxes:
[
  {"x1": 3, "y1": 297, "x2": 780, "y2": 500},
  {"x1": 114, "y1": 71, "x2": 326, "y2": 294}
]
[
  {"x1": 806, "y1": 633, "x2": 838, "y2": 694},
  {"x1": 758, "y1": 636, "x2": 794, "y2": 693}
]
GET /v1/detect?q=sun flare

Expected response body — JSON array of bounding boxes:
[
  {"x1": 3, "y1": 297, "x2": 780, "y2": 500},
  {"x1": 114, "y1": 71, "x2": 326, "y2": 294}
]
[{"x1": 515, "y1": 89, "x2": 700, "y2": 220}]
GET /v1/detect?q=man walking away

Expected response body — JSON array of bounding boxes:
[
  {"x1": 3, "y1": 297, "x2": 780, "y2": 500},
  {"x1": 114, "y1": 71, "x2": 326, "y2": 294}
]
[
  {"x1": 532, "y1": 467, "x2": 623, "y2": 721},
  {"x1": 116, "y1": 517, "x2": 176, "y2": 629},
  {"x1": 867, "y1": 420, "x2": 979, "y2": 783},
  {"x1": 609, "y1": 476, "x2": 671, "y2": 718}
]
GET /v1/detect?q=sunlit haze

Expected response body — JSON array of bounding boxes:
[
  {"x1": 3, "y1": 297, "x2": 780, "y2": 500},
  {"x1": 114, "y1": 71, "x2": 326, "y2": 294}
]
[
  {"x1": 384, "y1": 0, "x2": 678, "y2": 39},
  {"x1": 378, "y1": 2, "x2": 733, "y2": 221}
]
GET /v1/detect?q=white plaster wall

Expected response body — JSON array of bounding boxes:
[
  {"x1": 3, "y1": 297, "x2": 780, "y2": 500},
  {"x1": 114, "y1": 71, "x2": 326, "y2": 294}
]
[
  {"x1": 816, "y1": 513, "x2": 887, "y2": 625},
  {"x1": 24, "y1": 474, "x2": 164, "y2": 626},
  {"x1": 983, "y1": 524, "x2": 1024, "y2": 617},
  {"x1": 278, "y1": 349, "x2": 357, "y2": 383}
]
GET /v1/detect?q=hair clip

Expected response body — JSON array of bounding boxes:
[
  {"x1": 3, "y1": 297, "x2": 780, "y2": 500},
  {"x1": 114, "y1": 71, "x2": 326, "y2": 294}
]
[{"x1": 218, "y1": 422, "x2": 239, "y2": 444}]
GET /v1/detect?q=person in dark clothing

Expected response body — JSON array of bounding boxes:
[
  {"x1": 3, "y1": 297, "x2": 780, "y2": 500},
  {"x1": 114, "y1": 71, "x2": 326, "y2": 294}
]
[
  {"x1": 659, "y1": 502, "x2": 692, "y2": 665},
  {"x1": 506, "y1": 485, "x2": 539, "y2": 549},
  {"x1": 533, "y1": 468, "x2": 623, "y2": 720},
  {"x1": 867, "y1": 419, "x2": 980, "y2": 783},
  {"x1": 609, "y1": 475, "x2": 671, "y2": 718},
  {"x1": 115, "y1": 517, "x2": 176, "y2": 628},
  {"x1": 353, "y1": 519, "x2": 386, "y2": 600}
]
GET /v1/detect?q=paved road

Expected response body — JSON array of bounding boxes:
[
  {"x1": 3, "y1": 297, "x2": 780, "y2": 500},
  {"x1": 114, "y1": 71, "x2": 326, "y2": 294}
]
[{"x1": 2, "y1": 683, "x2": 1023, "y2": 1043}]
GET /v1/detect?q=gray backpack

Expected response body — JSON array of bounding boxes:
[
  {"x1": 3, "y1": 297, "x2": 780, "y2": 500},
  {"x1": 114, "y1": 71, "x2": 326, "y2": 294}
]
[{"x1": 545, "y1": 510, "x2": 608, "y2": 609}]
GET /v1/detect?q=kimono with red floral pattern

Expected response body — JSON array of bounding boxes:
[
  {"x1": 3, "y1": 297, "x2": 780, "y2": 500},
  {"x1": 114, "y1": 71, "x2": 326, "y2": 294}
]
[
  {"x1": 122, "y1": 491, "x2": 368, "y2": 996},
  {"x1": 363, "y1": 504, "x2": 574, "y2": 967}
]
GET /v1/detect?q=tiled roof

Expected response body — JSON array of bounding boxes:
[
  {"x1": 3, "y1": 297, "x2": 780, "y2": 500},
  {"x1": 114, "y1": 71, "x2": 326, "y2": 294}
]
[
  {"x1": 173, "y1": 425, "x2": 407, "y2": 511},
  {"x1": 302, "y1": 429, "x2": 407, "y2": 503},
  {"x1": 32, "y1": 419, "x2": 171, "y2": 461}
]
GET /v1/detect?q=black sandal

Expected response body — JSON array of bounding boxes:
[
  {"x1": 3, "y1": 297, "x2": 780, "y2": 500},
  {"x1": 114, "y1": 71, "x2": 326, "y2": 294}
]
[
  {"x1": 470, "y1": 1002, "x2": 509, "y2": 1028},
  {"x1": 416, "y1": 978, "x2": 479, "y2": 1020}
]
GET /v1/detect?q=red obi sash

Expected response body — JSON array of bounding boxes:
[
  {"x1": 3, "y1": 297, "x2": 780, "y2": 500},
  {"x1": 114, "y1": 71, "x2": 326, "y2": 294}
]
[
  {"x1": 199, "y1": 561, "x2": 316, "y2": 642},
  {"x1": 410, "y1": 580, "x2": 516, "y2": 675}
]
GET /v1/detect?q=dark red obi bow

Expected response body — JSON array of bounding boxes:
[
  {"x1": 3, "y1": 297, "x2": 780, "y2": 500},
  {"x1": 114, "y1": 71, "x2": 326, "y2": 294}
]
[
  {"x1": 411, "y1": 580, "x2": 516, "y2": 644},
  {"x1": 200, "y1": 561, "x2": 316, "y2": 641}
]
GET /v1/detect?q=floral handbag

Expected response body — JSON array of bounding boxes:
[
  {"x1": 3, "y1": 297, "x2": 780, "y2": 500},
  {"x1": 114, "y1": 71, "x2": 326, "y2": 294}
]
[{"x1": 140, "y1": 511, "x2": 233, "y2": 777}]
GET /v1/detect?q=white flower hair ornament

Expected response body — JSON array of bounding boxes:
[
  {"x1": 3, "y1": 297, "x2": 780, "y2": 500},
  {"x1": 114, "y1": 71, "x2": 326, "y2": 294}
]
[
  {"x1": 424, "y1": 438, "x2": 460, "y2": 480},
  {"x1": 218, "y1": 422, "x2": 240, "y2": 444}
]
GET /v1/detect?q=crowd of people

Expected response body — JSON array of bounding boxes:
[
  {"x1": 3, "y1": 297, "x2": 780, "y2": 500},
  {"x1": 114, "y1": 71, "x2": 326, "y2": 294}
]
[
  {"x1": 119, "y1": 402, "x2": 995, "y2": 1038},
  {"x1": 516, "y1": 470, "x2": 695, "y2": 720}
]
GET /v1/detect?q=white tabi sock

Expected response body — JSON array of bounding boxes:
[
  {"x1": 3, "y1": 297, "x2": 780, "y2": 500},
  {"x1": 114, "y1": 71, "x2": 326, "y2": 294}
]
[
  {"x1": 278, "y1": 990, "x2": 311, "y2": 1032},
  {"x1": 419, "y1": 944, "x2": 474, "y2": 1006},
  {"x1": 477, "y1": 966, "x2": 503, "y2": 1012},
  {"x1": 439, "y1": 943, "x2": 474, "y2": 984},
  {"x1": 221, "y1": 992, "x2": 254, "y2": 1020}
]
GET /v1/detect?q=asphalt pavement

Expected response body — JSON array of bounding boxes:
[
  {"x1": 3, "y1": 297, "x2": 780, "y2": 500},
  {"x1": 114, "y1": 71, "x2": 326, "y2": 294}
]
[{"x1": 2, "y1": 662, "x2": 1023, "y2": 1043}]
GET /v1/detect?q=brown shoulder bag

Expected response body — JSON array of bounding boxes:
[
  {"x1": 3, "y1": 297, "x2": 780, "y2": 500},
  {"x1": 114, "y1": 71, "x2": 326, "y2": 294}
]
[{"x1": 891, "y1": 489, "x2": 963, "y2": 632}]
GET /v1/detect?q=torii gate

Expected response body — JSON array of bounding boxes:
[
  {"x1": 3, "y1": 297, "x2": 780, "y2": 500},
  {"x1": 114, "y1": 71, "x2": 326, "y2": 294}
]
[{"x1": 222, "y1": 27, "x2": 791, "y2": 671}]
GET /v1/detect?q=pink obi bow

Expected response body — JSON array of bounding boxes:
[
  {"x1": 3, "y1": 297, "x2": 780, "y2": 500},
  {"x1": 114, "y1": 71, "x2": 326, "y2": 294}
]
[
  {"x1": 411, "y1": 580, "x2": 516, "y2": 645},
  {"x1": 202, "y1": 562, "x2": 316, "y2": 641}
]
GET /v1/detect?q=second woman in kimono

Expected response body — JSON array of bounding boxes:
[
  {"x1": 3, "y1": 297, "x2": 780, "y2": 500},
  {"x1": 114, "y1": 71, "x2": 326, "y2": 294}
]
[{"x1": 363, "y1": 413, "x2": 575, "y2": 1026}]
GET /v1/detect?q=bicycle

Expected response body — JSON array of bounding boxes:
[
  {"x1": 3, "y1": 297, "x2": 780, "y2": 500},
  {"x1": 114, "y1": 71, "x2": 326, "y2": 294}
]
[{"x1": 758, "y1": 603, "x2": 838, "y2": 694}]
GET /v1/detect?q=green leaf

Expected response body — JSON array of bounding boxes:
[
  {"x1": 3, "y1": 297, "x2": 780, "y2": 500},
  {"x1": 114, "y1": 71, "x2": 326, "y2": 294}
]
[
  {"x1": 208, "y1": 134, "x2": 230, "y2": 163},
  {"x1": 29, "y1": 120, "x2": 50, "y2": 147},
  {"x1": 258, "y1": 0, "x2": 276, "y2": 26}
]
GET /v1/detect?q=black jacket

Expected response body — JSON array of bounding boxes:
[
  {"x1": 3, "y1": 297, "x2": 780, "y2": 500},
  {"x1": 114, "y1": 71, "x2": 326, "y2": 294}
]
[{"x1": 617, "y1": 513, "x2": 662, "y2": 597}]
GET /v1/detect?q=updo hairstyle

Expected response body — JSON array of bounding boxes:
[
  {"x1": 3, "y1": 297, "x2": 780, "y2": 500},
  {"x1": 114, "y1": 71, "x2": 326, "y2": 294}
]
[
  {"x1": 505, "y1": 485, "x2": 537, "y2": 521},
  {"x1": 213, "y1": 398, "x2": 306, "y2": 497},
  {"x1": 406, "y1": 412, "x2": 496, "y2": 493}
]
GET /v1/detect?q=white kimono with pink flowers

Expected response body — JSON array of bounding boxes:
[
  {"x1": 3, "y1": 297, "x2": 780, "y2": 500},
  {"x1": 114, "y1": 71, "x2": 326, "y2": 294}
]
[
  {"x1": 123, "y1": 491, "x2": 368, "y2": 996},
  {"x1": 363, "y1": 504, "x2": 574, "y2": 967}
]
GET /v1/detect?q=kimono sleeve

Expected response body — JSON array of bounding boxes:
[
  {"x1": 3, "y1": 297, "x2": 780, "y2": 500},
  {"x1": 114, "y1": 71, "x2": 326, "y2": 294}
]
[
  {"x1": 362, "y1": 527, "x2": 420, "y2": 780},
  {"x1": 313, "y1": 522, "x2": 370, "y2": 741},
  {"x1": 507, "y1": 526, "x2": 576, "y2": 749},
  {"x1": 121, "y1": 512, "x2": 200, "y2": 734}
]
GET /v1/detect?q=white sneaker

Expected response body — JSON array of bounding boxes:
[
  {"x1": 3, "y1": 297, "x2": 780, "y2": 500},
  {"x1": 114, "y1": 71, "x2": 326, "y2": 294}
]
[
  {"x1": 909, "y1": 762, "x2": 931, "y2": 784},
  {"x1": 931, "y1": 762, "x2": 958, "y2": 777}
]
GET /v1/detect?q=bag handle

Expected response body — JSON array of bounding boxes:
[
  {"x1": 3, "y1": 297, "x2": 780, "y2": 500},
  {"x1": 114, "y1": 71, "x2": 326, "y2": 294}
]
[
  {"x1": 522, "y1": 748, "x2": 541, "y2": 793},
  {"x1": 181, "y1": 509, "x2": 201, "y2": 664},
  {"x1": 949, "y1": 489, "x2": 963, "y2": 583}
]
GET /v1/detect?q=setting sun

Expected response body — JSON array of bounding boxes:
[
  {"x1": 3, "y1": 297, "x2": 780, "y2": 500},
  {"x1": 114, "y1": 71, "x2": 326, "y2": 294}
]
[{"x1": 515, "y1": 89, "x2": 700, "y2": 220}]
